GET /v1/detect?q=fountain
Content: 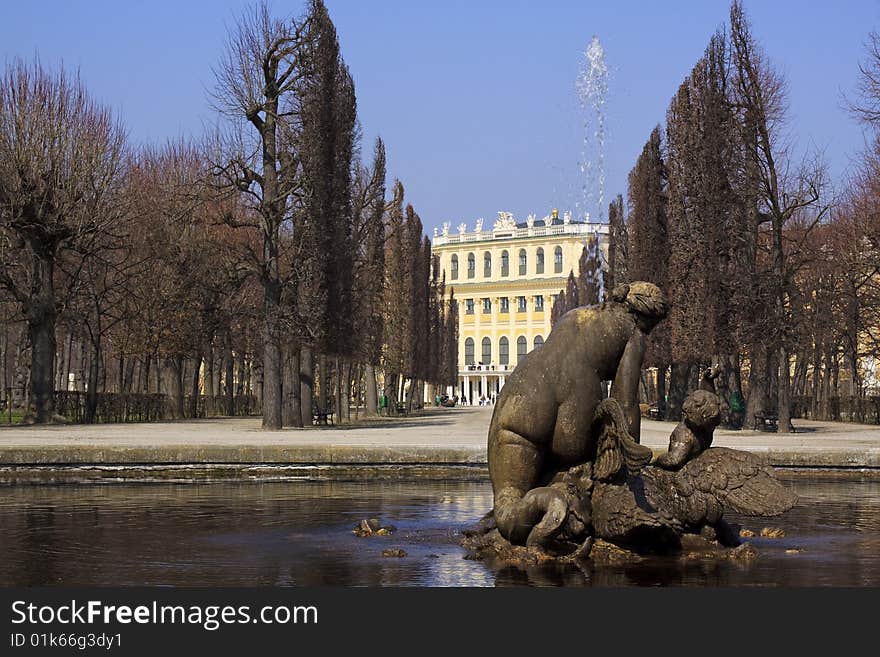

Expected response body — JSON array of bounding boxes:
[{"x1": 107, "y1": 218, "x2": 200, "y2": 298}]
[
  {"x1": 463, "y1": 283, "x2": 797, "y2": 566},
  {"x1": 575, "y1": 35, "x2": 609, "y2": 222}
]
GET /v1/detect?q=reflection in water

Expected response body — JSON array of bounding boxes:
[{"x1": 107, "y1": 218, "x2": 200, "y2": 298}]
[{"x1": 0, "y1": 474, "x2": 878, "y2": 586}]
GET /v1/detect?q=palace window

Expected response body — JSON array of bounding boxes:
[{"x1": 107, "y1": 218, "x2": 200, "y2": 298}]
[
  {"x1": 465, "y1": 299, "x2": 474, "y2": 314},
  {"x1": 554, "y1": 246, "x2": 563, "y2": 273},
  {"x1": 501, "y1": 250, "x2": 509, "y2": 277},
  {"x1": 499, "y1": 337, "x2": 509, "y2": 365},
  {"x1": 517, "y1": 336, "x2": 528, "y2": 360},
  {"x1": 517, "y1": 296, "x2": 527, "y2": 312},
  {"x1": 536, "y1": 247, "x2": 544, "y2": 274},
  {"x1": 535, "y1": 295, "x2": 544, "y2": 312},
  {"x1": 481, "y1": 337, "x2": 492, "y2": 364},
  {"x1": 534, "y1": 335, "x2": 544, "y2": 349},
  {"x1": 451, "y1": 255, "x2": 459, "y2": 280},
  {"x1": 467, "y1": 253, "x2": 475, "y2": 278},
  {"x1": 465, "y1": 338, "x2": 475, "y2": 365},
  {"x1": 482, "y1": 298, "x2": 491, "y2": 314},
  {"x1": 519, "y1": 249, "x2": 527, "y2": 276},
  {"x1": 500, "y1": 297, "x2": 509, "y2": 313},
  {"x1": 484, "y1": 252, "x2": 492, "y2": 277}
]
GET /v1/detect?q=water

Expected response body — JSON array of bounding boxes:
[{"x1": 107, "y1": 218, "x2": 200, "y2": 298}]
[
  {"x1": 1, "y1": 473, "x2": 878, "y2": 587},
  {"x1": 575, "y1": 35, "x2": 609, "y2": 222}
]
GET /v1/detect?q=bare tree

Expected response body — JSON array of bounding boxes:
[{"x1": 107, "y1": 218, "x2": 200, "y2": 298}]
[
  {"x1": 730, "y1": 0, "x2": 831, "y2": 432},
  {"x1": 211, "y1": 1, "x2": 317, "y2": 429},
  {"x1": 0, "y1": 59, "x2": 125, "y2": 423}
]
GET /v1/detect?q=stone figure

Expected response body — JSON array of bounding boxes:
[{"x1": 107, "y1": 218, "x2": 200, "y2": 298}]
[
  {"x1": 655, "y1": 389, "x2": 720, "y2": 470},
  {"x1": 495, "y1": 211, "x2": 516, "y2": 231},
  {"x1": 487, "y1": 282, "x2": 669, "y2": 547},
  {"x1": 466, "y1": 285, "x2": 798, "y2": 565}
]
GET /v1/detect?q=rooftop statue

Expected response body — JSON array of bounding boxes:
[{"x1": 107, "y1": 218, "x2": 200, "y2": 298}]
[
  {"x1": 465, "y1": 282, "x2": 797, "y2": 564},
  {"x1": 494, "y1": 211, "x2": 517, "y2": 231}
]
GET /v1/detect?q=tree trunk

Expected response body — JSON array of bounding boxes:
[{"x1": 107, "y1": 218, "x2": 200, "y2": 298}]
[
  {"x1": 189, "y1": 355, "x2": 201, "y2": 419},
  {"x1": 224, "y1": 330, "x2": 234, "y2": 416},
  {"x1": 776, "y1": 346, "x2": 792, "y2": 433},
  {"x1": 342, "y1": 360, "x2": 351, "y2": 422},
  {"x1": 334, "y1": 357, "x2": 342, "y2": 422},
  {"x1": 386, "y1": 373, "x2": 399, "y2": 415},
  {"x1": 656, "y1": 363, "x2": 667, "y2": 419},
  {"x1": 141, "y1": 356, "x2": 151, "y2": 394},
  {"x1": 168, "y1": 356, "x2": 185, "y2": 419},
  {"x1": 667, "y1": 363, "x2": 691, "y2": 421},
  {"x1": 300, "y1": 345, "x2": 314, "y2": 426},
  {"x1": 262, "y1": 248, "x2": 283, "y2": 428},
  {"x1": 291, "y1": 346, "x2": 302, "y2": 427},
  {"x1": 83, "y1": 336, "x2": 100, "y2": 424},
  {"x1": 746, "y1": 347, "x2": 769, "y2": 429},
  {"x1": 205, "y1": 341, "x2": 215, "y2": 416},
  {"x1": 319, "y1": 354, "x2": 328, "y2": 413},
  {"x1": 364, "y1": 363, "x2": 378, "y2": 415},
  {"x1": 27, "y1": 252, "x2": 57, "y2": 422},
  {"x1": 282, "y1": 343, "x2": 303, "y2": 427}
]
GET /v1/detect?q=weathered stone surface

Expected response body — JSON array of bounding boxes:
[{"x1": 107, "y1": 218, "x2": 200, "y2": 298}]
[
  {"x1": 475, "y1": 287, "x2": 799, "y2": 565},
  {"x1": 487, "y1": 282, "x2": 670, "y2": 547}
]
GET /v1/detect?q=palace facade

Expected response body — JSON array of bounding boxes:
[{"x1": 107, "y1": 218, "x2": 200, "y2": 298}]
[{"x1": 432, "y1": 209, "x2": 608, "y2": 404}]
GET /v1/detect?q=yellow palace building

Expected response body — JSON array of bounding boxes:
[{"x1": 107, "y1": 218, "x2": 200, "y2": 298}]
[{"x1": 432, "y1": 208, "x2": 608, "y2": 404}]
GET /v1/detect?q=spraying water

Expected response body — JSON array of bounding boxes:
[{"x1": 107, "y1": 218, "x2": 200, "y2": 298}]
[{"x1": 575, "y1": 36, "x2": 609, "y2": 222}]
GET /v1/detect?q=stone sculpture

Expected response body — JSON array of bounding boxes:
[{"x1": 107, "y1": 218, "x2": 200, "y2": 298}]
[{"x1": 467, "y1": 283, "x2": 797, "y2": 564}]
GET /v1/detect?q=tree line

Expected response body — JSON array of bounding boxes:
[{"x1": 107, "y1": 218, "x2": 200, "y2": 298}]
[
  {"x1": 0, "y1": 0, "x2": 457, "y2": 427},
  {"x1": 604, "y1": 0, "x2": 880, "y2": 431}
]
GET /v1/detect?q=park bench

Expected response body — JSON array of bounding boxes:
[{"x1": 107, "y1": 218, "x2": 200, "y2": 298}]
[
  {"x1": 648, "y1": 405, "x2": 662, "y2": 420},
  {"x1": 753, "y1": 412, "x2": 778, "y2": 432},
  {"x1": 313, "y1": 408, "x2": 334, "y2": 426},
  {"x1": 396, "y1": 402, "x2": 409, "y2": 416}
]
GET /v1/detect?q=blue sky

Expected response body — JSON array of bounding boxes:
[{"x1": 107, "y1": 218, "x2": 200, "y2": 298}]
[{"x1": 1, "y1": 1, "x2": 877, "y2": 234}]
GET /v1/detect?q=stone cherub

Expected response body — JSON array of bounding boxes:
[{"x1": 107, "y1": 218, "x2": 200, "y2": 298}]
[{"x1": 655, "y1": 389, "x2": 721, "y2": 470}]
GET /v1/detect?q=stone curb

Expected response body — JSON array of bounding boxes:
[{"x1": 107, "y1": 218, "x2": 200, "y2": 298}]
[{"x1": 1, "y1": 444, "x2": 878, "y2": 469}]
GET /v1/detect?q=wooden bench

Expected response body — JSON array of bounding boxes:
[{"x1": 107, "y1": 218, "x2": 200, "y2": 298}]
[
  {"x1": 396, "y1": 402, "x2": 409, "y2": 417},
  {"x1": 753, "y1": 413, "x2": 778, "y2": 432},
  {"x1": 648, "y1": 405, "x2": 662, "y2": 420},
  {"x1": 313, "y1": 408, "x2": 333, "y2": 426}
]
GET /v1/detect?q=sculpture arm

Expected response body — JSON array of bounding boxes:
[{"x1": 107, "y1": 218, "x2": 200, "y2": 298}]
[
  {"x1": 611, "y1": 330, "x2": 645, "y2": 443},
  {"x1": 656, "y1": 426, "x2": 693, "y2": 469}
]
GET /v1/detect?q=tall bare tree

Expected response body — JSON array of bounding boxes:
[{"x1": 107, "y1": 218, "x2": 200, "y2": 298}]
[
  {"x1": 0, "y1": 59, "x2": 125, "y2": 423},
  {"x1": 211, "y1": 1, "x2": 317, "y2": 429}
]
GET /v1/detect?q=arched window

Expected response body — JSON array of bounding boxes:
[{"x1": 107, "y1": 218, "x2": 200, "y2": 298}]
[
  {"x1": 481, "y1": 337, "x2": 492, "y2": 364},
  {"x1": 501, "y1": 250, "x2": 509, "y2": 277},
  {"x1": 536, "y1": 247, "x2": 545, "y2": 274},
  {"x1": 467, "y1": 253, "x2": 475, "y2": 279},
  {"x1": 516, "y1": 336, "x2": 528, "y2": 360},
  {"x1": 450, "y1": 254, "x2": 459, "y2": 280},
  {"x1": 554, "y1": 246, "x2": 563, "y2": 273},
  {"x1": 534, "y1": 335, "x2": 544, "y2": 350},
  {"x1": 465, "y1": 338, "x2": 475, "y2": 365},
  {"x1": 484, "y1": 251, "x2": 492, "y2": 277},
  {"x1": 518, "y1": 249, "x2": 527, "y2": 276},
  {"x1": 499, "y1": 337, "x2": 509, "y2": 365}
]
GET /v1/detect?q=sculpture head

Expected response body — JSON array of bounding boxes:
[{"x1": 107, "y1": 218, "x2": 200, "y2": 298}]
[
  {"x1": 610, "y1": 281, "x2": 669, "y2": 333},
  {"x1": 682, "y1": 389, "x2": 721, "y2": 431}
]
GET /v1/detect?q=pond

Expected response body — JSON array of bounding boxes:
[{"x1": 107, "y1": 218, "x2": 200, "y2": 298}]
[{"x1": 1, "y1": 472, "x2": 878, "y2": 586}]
